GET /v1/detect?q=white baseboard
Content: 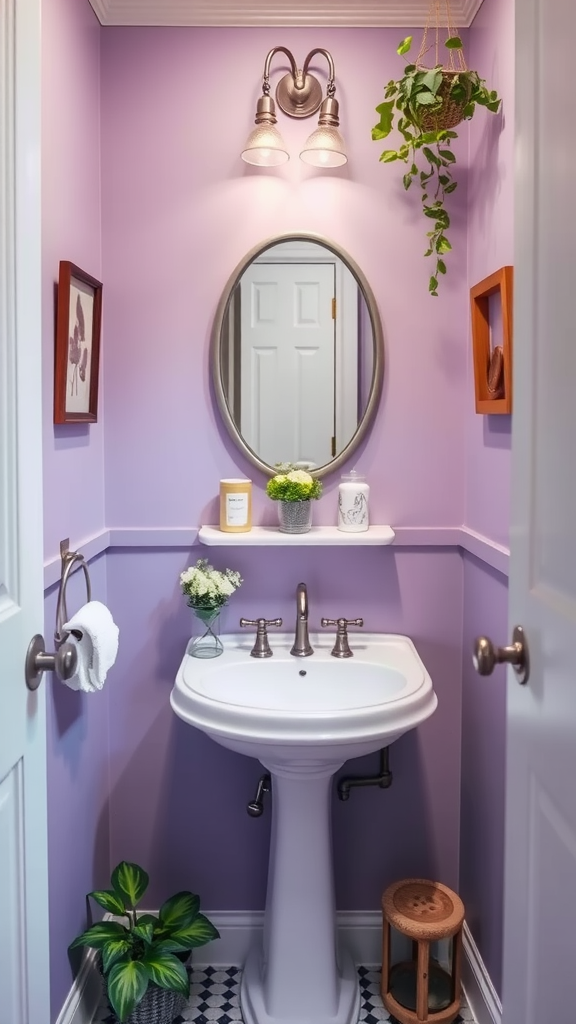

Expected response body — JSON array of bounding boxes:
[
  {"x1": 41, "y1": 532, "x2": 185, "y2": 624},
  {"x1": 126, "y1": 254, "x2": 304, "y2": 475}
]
[
  {"x1": 195, "y1": 910, "x2": 384, "y2": 967},
  {"x1": 58, "y1": 912, "x2": 501, "y2": 1024},
  {"x1": 462, "y1": 922, "x2": 502, "y2": 1024},
  {"x1": 55, "y1": 947, "x2": 102, "y2": 1024},
  {"x1": 59, "y1": 910, "x2": 384, "y2": 1022}
]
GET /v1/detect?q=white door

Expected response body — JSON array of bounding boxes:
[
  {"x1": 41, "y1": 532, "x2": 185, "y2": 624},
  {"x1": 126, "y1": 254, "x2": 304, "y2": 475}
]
[
  {"x1": 240, "y1": 262, "x2": 335, "y2": 467},
  {"x1": 501, "y1": 0, "x2": 576, "y2": 1020},
  {"x1": 0, "y1": 1, "x2": 49, "y2": 1022}
]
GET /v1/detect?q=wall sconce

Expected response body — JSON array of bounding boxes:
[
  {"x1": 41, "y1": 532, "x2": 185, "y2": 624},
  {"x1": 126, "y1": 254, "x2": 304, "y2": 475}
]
[{"x1": 241, "y1": 47, "x2": 348, "y2": 169}]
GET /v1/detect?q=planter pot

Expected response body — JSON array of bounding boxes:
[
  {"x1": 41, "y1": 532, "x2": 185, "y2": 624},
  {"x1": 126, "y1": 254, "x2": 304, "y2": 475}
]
[
  {"x1": 105, "y1": 985, "x2": 188, "y2": 1024},
  {"x1": 277, "y1": 499, "x2": 313, "y2": 534},
  {"x1": 99, "y1": 955, "x2": 189, "y2": 1024},
  {"x1": 418, "y1": 69, "x2": 471, "y2": 132}
]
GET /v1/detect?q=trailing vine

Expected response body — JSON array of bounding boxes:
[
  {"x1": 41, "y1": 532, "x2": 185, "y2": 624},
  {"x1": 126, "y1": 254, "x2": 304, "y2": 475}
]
[{"x1": 372, "y1": 36, "x2": 500, "y2": 295}]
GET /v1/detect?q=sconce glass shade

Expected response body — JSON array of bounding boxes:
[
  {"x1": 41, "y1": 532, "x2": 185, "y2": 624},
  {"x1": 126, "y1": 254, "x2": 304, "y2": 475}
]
[
  {"x1": 300, "y1": 125, "x2": 348, "y2": 168},
  {"x1": 241, "y1": 124, "x2": 289, "y2": 166}
]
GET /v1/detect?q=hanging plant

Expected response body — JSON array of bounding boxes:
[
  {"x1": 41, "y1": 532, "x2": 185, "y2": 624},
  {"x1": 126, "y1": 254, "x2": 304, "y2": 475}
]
[{"x1": 372, "y1": 3, "x2": 501, "y2": 295}]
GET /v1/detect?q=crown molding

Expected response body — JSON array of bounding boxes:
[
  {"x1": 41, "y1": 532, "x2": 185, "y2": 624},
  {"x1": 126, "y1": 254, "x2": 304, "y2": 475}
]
[
  {"x1": 87, "y1": 0, "x2": 484, "y2": 29},
  {"x1": 87, "y1": 0, "x2": 110, "y2": 22}
]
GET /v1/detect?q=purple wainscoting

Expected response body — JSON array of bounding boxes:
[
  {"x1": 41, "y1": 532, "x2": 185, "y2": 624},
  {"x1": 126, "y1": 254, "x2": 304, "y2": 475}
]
[
  {"x1": 105, "y1": 545, "x2": 463, "y2": 910},
  {"x1": 460, "y1": 554, "x2": 508, "y2": 997}
]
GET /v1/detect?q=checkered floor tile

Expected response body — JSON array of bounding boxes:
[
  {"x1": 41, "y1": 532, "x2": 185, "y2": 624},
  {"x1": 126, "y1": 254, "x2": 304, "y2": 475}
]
[{"x1": 93, "y1": 964, "x2": 476, "y2": 1024}]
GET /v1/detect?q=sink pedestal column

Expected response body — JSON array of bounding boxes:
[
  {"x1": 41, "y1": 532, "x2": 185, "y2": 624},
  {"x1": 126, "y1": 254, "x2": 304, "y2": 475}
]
[{"x1": 241, "y1": 760, "x2": 360, "y2": 1024}]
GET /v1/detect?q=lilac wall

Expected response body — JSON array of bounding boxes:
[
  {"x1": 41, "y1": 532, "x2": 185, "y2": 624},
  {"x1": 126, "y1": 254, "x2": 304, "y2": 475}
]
[
  {"x1": 98, "y1": 26, "x2": 468, "y2": 911},
  {"x1": 465, "y1": 0, "x2": 514, "y2": 544},
  {"x1": 41, "y1": 1, "x2": 109, "y2": 1019},
  {"x1": 459, "y1": 0, "x2": 514, "y2": 997},
  {"x1": 42, "y1": 0, "x2": 105, "y2": 559},
  {"x1": 100, "y1": 27, "x2": 468, "y2": 532}
]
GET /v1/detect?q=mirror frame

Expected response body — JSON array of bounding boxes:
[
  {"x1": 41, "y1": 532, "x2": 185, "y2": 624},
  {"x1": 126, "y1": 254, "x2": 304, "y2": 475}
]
[{"x1": 210, "y1": 232, "x2": 384, "y2": 479}]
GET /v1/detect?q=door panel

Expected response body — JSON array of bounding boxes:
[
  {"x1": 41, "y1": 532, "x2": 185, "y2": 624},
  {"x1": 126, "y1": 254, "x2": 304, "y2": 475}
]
[
  {"x1": 241, "y1": 262, "x2": 335, "y2": 468},
  {"x1": 0, "y1": 764, "x2": 26, "y2": 1024},
  {"x1": 0, "y1": 1, "x2": 49, "y2": 1021},
  {"x1": 504, "y1": 0, "x2": 576, "y2": 1019}
]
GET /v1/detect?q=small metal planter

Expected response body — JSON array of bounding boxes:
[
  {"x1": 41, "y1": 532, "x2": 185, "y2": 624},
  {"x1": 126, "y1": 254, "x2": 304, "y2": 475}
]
[{"x1": 277, "y1": 499, "x2": 313, "y2": 534}]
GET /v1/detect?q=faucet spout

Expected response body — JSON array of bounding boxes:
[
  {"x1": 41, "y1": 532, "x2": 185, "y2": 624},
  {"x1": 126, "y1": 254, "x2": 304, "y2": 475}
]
[{"x1": 291, "y1": 582, "x2": 313, "y2": 657}]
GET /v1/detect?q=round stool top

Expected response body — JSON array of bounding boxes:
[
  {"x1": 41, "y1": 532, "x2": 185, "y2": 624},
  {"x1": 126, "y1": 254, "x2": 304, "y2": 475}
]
[{"x1": 382, "y1": 879, "x2": 465, "y2": 941}]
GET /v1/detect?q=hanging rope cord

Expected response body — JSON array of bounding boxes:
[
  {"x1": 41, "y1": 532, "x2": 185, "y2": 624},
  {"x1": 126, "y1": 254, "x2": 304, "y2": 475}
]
[{"x1": 416, "y1": 0, "x2": 467, "y2": 71}]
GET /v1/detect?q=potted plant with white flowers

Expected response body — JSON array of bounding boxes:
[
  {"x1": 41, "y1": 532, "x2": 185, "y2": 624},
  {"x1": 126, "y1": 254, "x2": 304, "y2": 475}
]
[
  {"x1": 180, "y1": 557, "x2": 243, "y2": 658},
  {"x1": 266, "y1": 465, "x2": 322, "y2": 534}
]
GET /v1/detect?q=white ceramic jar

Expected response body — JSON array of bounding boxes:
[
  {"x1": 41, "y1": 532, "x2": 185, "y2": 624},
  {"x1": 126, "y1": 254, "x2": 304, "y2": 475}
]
[{"x1": 337, "y1": 470, "x2": 370, "y2": 532}]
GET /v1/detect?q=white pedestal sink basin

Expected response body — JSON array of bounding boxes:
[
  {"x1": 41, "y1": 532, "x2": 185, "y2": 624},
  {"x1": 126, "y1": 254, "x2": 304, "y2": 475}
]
[{"x1": 171, "y1": 632, "x2": 437, "y2": 1024}]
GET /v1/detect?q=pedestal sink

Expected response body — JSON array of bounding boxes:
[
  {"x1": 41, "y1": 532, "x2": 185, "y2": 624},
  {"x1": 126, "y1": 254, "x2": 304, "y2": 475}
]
[{"x1": 171, "y1": 632, "x2": 437, "y2": 1024}]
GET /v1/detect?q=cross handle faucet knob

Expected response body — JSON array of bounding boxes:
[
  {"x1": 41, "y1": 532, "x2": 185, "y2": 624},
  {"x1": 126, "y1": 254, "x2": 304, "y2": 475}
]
[
  {"x1": 321, "y1": 617, "x2": 364, "y2": 659},
  {"x1": 240, "y1": 617, "x2": 283, "y2": 658}
]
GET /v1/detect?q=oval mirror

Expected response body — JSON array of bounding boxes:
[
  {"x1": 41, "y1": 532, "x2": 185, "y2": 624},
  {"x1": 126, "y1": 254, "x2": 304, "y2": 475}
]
[{"x1": 211, "y1": 233, "x2": 384, "y2": 478}]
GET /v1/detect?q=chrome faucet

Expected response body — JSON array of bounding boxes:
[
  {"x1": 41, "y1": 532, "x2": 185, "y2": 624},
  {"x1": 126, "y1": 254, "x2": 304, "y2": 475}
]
[{"x1": 290, "y1": 582, "x2": 313, "y2": 657}]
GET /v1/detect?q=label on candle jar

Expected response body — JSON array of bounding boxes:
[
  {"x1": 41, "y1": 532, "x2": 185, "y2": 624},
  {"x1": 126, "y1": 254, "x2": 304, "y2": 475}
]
[{"x1": 226, "y1": 493, "x2": 248, "y2": 527}]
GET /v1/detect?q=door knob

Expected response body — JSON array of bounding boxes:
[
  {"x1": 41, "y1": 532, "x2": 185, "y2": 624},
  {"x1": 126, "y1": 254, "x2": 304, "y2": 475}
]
[
  {"x1": 472, "y1": 625, "x2": 529, "y2": 685},
  {"x1": 25, "y1": 633, "x2": 78, "y2": 691}
]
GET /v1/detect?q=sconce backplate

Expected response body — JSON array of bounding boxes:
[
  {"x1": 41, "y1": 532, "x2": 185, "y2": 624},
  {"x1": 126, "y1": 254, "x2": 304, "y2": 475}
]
[{"x1": 276, "y1": 72, "x2": 323, "y2": 118}]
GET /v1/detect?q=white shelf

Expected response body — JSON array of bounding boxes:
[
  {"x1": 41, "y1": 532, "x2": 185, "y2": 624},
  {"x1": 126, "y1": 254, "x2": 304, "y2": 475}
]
[{"x1": 198, "y1": 526, "x2": 395, "y2": 546}]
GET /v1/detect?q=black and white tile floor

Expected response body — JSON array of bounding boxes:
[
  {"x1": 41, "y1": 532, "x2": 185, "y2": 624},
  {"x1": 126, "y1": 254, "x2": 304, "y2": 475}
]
[{"x1": 94, "y1": 965, "x2": 476, "y2": 1024}]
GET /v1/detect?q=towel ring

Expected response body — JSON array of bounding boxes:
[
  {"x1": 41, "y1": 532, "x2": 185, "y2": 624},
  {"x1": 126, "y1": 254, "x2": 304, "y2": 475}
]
[
  {"x1": 54, "y1": 547, "x2": 92, "y2": 645},
  {"x1": 25, "y1": 539, "x2": 92, "y2": 691}
]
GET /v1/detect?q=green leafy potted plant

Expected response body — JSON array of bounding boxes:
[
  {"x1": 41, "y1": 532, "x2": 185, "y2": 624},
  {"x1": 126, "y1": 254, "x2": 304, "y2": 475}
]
[
  {"x1": 69, "y1": 861, "x2": 219, "y2": 1024},
  {"x1": 266, "y1": 465, "x2": 322, "y2": 535},
  {"x1": 372, "y1": 34, "x2": 501, "y2": 295}
]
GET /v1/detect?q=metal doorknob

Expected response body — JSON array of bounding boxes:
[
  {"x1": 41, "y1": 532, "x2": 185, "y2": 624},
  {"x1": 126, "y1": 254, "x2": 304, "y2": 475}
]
[
  {"x1": 472, "y1": 625, "x2": 529, "y2": 685},
  {"x1": 25, "y1": 634, "x2": 78, "y2": 691}
]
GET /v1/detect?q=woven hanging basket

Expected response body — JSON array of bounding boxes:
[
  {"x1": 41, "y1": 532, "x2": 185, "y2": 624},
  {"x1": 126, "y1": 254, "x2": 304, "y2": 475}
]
[
  {"x1": 415, "y1": 0, "x2": 469, "y2": 132},
  {"x1": 417, "y1": 70, "x2": 471, "y2": 132}
]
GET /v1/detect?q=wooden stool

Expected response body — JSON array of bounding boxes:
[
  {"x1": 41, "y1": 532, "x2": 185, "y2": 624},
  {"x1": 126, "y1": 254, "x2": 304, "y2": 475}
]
[{"x1": 381, "y1": 878, "x2": 465, "y2": 1024}]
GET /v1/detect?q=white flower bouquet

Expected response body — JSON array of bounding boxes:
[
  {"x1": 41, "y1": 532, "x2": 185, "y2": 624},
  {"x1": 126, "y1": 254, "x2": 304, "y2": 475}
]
[{"x1": 180, "y1": 558, "x2": 243, "y2": 612}]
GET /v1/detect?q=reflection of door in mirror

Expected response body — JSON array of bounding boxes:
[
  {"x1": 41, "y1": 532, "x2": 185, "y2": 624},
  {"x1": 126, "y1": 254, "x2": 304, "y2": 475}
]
[
  {"x1": 241, "y1": 261, "x2": 336, "y2": 468},
  {"x1": 221, "y1": 241, "x2": 370, "y2": 469}
]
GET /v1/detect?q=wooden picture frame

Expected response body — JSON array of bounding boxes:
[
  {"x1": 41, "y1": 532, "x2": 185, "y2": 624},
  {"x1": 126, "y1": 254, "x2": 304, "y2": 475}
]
[
  {"x1": 470, "y1": 266, "x2": 513, "y2": 414},
  {"x1": 54, "y1": 261, "x2": 102, "y2": 423}
]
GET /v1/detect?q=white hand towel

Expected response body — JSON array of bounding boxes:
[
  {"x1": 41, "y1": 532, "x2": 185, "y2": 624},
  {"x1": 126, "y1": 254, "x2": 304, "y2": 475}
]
[{"x1": 63, "y1": 600, "x2": 119, "y2": 692}]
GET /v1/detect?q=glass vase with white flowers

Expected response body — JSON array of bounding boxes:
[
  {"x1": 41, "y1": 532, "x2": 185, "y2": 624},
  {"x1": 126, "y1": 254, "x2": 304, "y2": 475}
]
[
  {"x1": 266, "y1": 465, "x2": 323, "y2": 534},
  {"x1": 180, "y1": 558, "x2": 243, "y2": 658}
]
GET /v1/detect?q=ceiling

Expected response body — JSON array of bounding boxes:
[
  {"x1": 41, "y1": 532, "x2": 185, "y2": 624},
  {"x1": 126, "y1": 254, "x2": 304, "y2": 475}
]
[{"x1": 87, "y1": 0, "x2": 484, "y2": 29}]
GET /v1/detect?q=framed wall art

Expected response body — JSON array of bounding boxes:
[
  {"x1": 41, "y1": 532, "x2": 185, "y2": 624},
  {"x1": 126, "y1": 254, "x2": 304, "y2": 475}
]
[
  {"x1": 54, "y1": 261, "x2": 102, "y2": 424},
  {"x1": 470, "y1": 266, "x2": 513, "y2": 414}
]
